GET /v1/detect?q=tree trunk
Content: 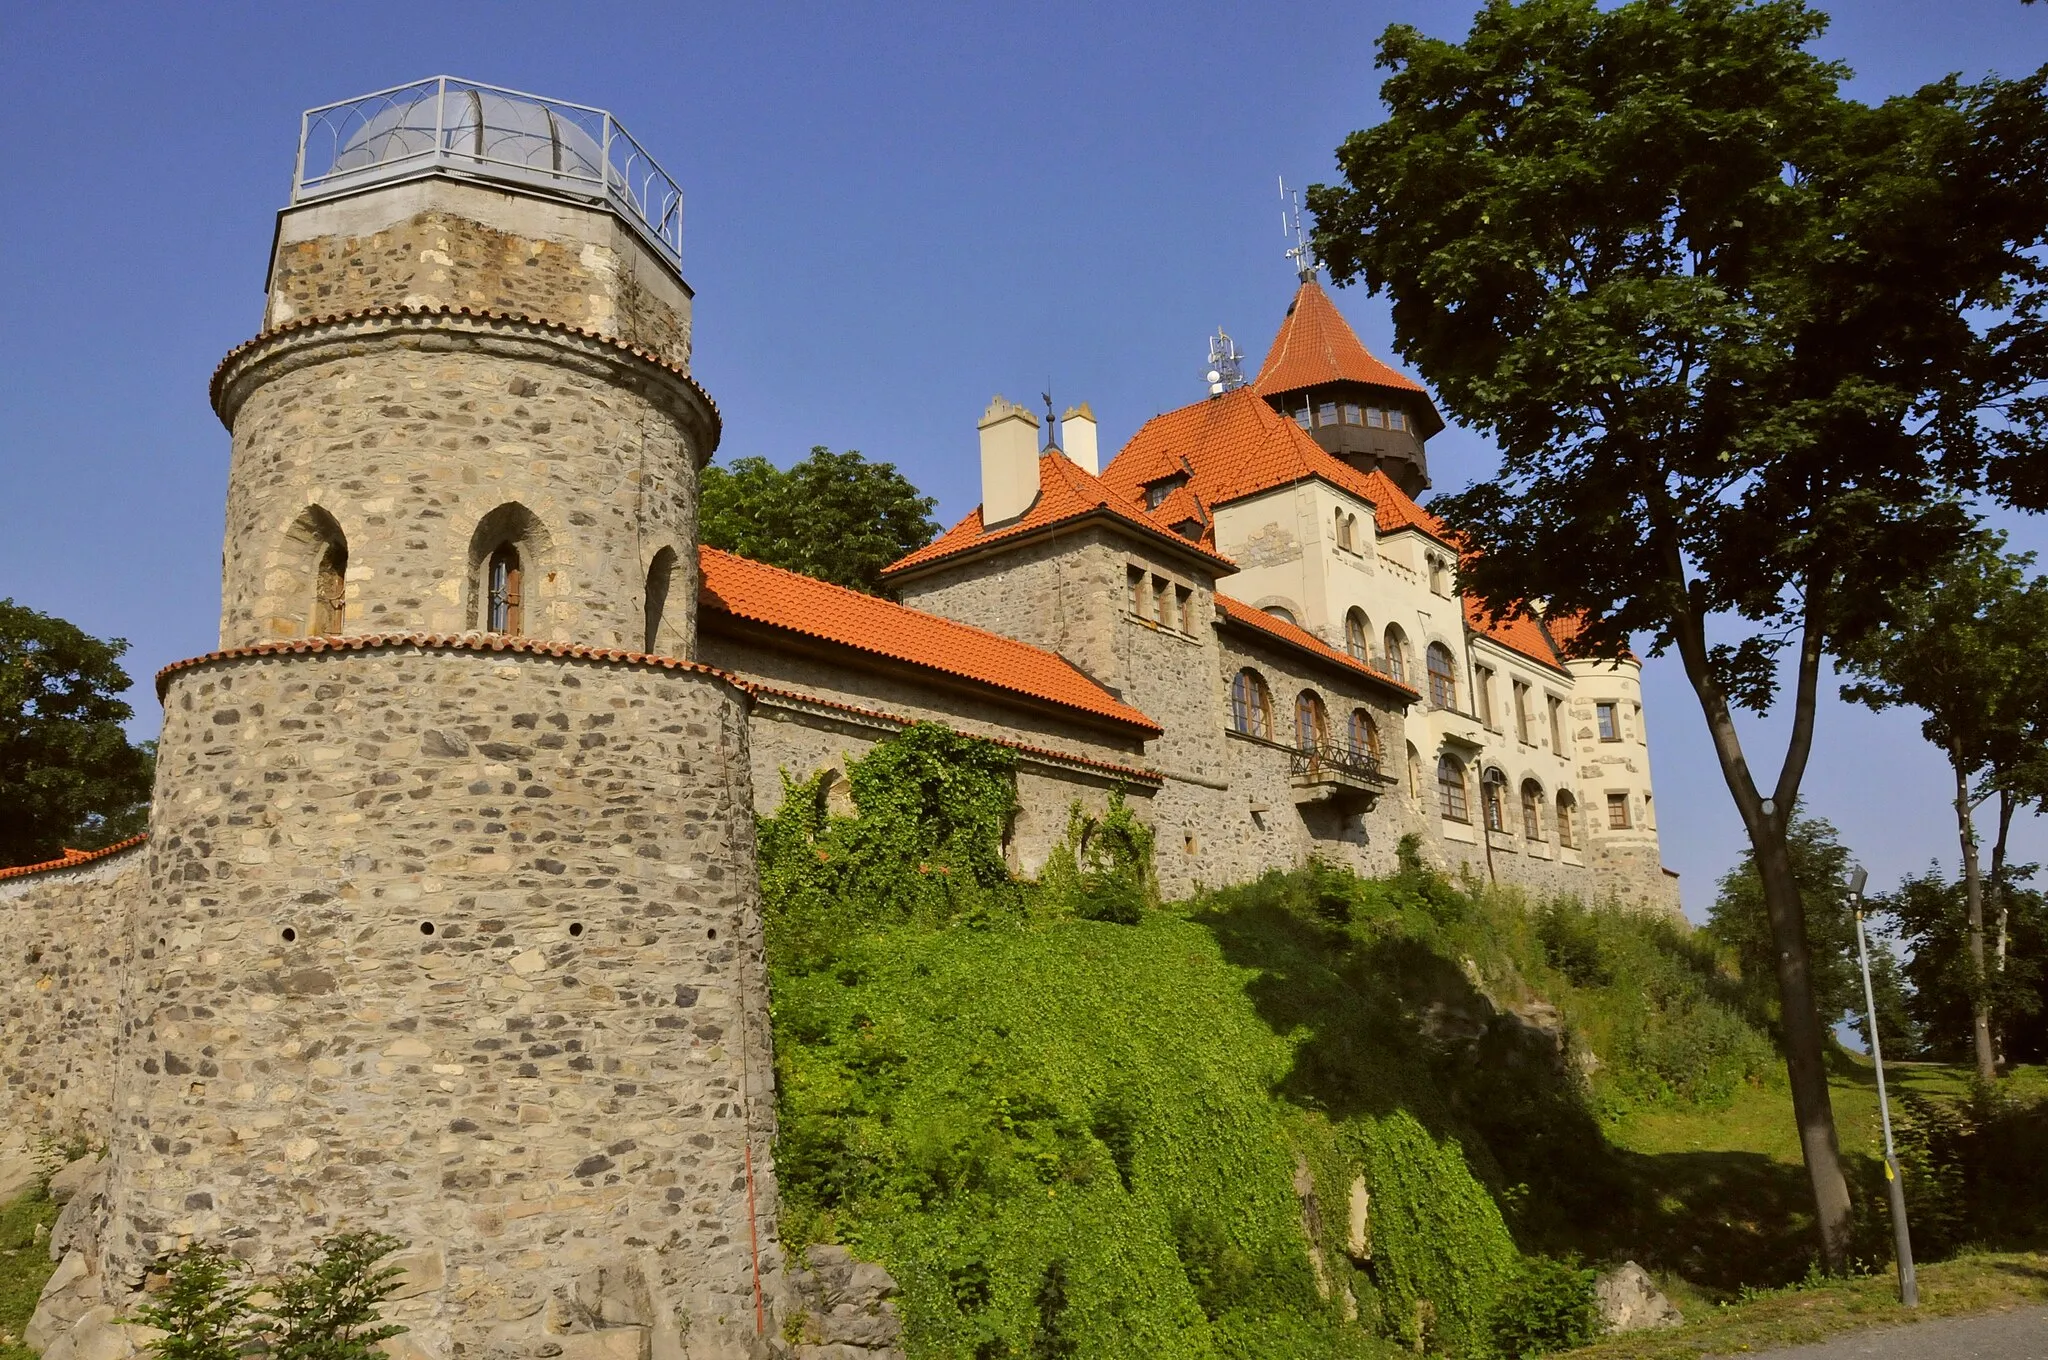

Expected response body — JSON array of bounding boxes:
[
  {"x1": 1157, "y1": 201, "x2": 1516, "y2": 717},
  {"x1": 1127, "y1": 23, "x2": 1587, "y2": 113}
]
[
  {"x1": 1670, "y1": 586, "x2": 1853, "y2": 1272},
  {"x1": 1993, "y1": 790, "x2": 2014, "y2": 1066},
  {"x1": 1952, "y1": 743, "x2": 1997, "y2": 1082}
]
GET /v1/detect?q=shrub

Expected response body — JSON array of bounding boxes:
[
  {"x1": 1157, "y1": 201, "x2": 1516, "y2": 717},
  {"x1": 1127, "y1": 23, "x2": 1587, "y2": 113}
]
[
  {"x1": 133, "y1": 1233, "x2": 406, "y2": 1360},
  {"x1": 1487, "y1": 1255, "x2": 1598, "y2": 1359}
]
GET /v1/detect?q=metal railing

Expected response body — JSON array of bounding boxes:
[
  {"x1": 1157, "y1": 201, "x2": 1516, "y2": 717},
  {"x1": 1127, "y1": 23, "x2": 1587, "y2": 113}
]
[
  {"x1": 1288, "y1": 740, "x2": 1388, "y2": 785},
  {"x1": 292, "y1": 76, "x2": 684, "y2": 268}
]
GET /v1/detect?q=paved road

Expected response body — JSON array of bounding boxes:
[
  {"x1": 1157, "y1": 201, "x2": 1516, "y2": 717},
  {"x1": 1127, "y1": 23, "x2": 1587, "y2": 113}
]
[{"x1": 1710, "y1": 1305, "x2": 2048, "y2": 1358}]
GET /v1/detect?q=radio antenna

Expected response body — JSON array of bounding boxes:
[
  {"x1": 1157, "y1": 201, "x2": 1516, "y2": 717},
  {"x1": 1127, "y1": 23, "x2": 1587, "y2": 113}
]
[{"x1": 1279, "y1": 176, "x2": 1317, "y2": 282}]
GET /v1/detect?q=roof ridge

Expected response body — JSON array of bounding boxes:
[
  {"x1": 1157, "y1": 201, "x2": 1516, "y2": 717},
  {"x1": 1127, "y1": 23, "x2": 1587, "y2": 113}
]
[{"x1": 0, "y1": 833, "x2": 149, "y2": 882}]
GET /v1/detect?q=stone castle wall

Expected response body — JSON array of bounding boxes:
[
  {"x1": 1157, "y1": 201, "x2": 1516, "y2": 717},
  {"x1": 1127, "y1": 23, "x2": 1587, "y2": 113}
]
[
  {"x1": 113, "y1": 644, "x2": 779, "y2": 1358},
  {"x1": 0, "y1": 847, "x2": 143, "y2": 1142},
  {"x1": 214, "y1": 317, "x2": 711, "y2": 653}
]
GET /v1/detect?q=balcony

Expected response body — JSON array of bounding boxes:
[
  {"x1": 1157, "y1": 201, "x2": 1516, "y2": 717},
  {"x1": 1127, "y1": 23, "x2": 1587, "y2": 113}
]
[
  {"x1": 1289, "y1": 741, "x2": 1396, "y2": 808},
  {"x1": 293, "y1": 76, "x2": 684, "y2": 270}
]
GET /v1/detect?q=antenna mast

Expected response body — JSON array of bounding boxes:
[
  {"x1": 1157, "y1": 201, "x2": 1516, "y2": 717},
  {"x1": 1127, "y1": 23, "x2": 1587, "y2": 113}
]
[
  {"x1": 1205, "y1": 329, "x2": 1245, "y2": 396},
  {"x1": 1279, "y1": 176, "x2": 1317, "y2": 282}
]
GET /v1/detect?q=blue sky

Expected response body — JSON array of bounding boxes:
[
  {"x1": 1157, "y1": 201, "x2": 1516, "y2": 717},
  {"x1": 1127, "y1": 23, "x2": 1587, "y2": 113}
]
[{"x1": 3, "y1": 1, "x2": 2046, "y2": 916}]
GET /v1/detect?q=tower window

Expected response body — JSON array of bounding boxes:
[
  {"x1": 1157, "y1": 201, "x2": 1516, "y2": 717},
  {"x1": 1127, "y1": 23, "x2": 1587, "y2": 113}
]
[
  {"x1": 1342, "y1": 403, "x2": 1361, "y2": 425},
  {"x1": 312, "y1": 540, "x2": 347, "y2": 636},
  {"x1": 1294, "y1": 407, "x2": 1312, "y2": 429},
  {"x1": 1344, "y1": 608, "x2": 1369, "y2": 661},
  {"x1": 643, "y1": 546, "x2": 676, "y2": 653},
  {"x1": 1389, "y1": 410, "x2": 1408, "y2": 432},
  {"x1": 1426, "y1": 643, "x2": 1458, "y2": 711},
  {"x1": 1557, "y1": 792, "x2": 1578, "y2": 848},
  {"x1": 1597, "y1": 702, "x2": 1620, "y2": 742},
  {"x1": 1608, "y1": 792, "x2": 1632, "y2": 829},
  {"x1": 1366, "y1": 407, "x2": 1383, "y2": 427},
  {"x1": 487, "y1": 542, "x2": 523, "y2": 635},
  {"x1": 1318, "y1": 402, "x2": 1338, "y2": 426}
]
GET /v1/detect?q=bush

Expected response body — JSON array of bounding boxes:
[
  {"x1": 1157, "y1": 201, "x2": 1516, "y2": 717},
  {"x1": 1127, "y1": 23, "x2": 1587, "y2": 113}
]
[
  {"x1": 132, "y1": 1233, "x2": 406, "y2": 1360},
  {"x1": 1487, "y1": 1255, "x2": 1598, "y2": 1359}
]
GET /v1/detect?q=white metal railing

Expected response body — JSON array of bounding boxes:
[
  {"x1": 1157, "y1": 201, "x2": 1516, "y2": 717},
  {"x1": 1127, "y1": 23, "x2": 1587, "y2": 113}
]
[{"x1": 292, "y1": 76, "x2": 684, "y2": 269}]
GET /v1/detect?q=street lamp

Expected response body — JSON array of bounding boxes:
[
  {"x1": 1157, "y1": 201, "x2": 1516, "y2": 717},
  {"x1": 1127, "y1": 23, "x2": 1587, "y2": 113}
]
[{"x1": 1849, "y1": 865, "x2": 1918, "y2": 1307}]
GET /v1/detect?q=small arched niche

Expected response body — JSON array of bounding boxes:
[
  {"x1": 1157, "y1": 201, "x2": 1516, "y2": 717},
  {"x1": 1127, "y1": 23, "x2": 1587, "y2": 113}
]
[
  {"x1": 468, "y1": 503, "x2": 552, "y2": 636},
  {"x1": 275, "y1": 505, "x2": 348, "y2": 639},
  {"x1": 643, "y1": 546, "x2": 678, "y2": 654}
]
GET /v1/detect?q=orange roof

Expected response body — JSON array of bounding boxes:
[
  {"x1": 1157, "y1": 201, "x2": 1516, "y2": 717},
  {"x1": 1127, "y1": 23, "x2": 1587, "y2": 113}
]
[
  {"x1": 1355, "y1": 468, "x2": 1454, "y2": 544},
  {"x1": 1102, "y1": 386, "x2": 1401, "y2": 518},
  {"x1": 1463, "y1": 596, "x2": 1571, "y2": 676},
  {"x1": 1213, "y1": 594, "x2": 1419, "y2": 702},
  {"x1": 884, "y1": 447, "x2": 1234, "y2": 579},
  {"x1": 0, "y1": 834, "x2": 147, "y2": 882},
  {"x1": 1253, "y1": 279, "x2": 1432, "y2": 405},
  {"x1": 700, "y1": 546, "x2": 1162, "y2": 734}
]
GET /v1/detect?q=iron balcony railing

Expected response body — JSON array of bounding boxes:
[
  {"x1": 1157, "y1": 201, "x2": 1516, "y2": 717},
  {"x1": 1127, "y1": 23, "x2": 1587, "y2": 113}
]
[
  {"x1": 292, "y1": 76, "x2": 684, "y2": 269},
  {"x1": 1288, "y1": 740, "x2": 1390, "y2": 786}
]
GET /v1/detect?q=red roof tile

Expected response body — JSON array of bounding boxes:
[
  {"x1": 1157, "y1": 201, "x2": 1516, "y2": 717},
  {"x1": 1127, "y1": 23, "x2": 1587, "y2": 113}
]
[
  {"x1": 883, "y1": 448, "x2": 1234, "y2": 579},
  {"x1": 0, "y1": 835, "x2": 148, "y2": 882},
  {"x1": 1214, "y1": 594, "x2": 1419, "y2": 702},
  {"x1": 1463, "y1": 597, "x2": 1571, "y2": 676},
  {"x1": 1356, "y1": 467, "x2": 1455, "y2": 544},
  {"x1": 1253, "y1": 281, "x2": 1423, "y2": 397},
  {"x1": 157, "y1": 633, "x2": 742, "y2": 700},
  {"x1": 701, "y1": 547, "x2": 1162, "y2": 734},
  {"x1": 1102, "y1": 387, "x2": 1393, "y2": 516}
]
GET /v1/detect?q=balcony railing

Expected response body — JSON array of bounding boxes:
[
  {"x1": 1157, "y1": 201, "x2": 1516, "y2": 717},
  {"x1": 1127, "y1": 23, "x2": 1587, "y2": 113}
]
[
  {"x1": 292, "y1": 77, "x2": 684, "y2": 270},
  {"x1": 1288, "y1": 740, "x2": 1392, "y2": 788}
]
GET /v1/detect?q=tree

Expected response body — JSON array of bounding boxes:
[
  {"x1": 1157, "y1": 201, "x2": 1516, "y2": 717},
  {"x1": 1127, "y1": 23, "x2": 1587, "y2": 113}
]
[
  {"x1": 1835, "y1": 534, "x2": 2048, "y2": 1079},
  {"x1": 1707, "y1": 810, "x2": 1859, "y2": 1029},
  {"x1": 1879, "y1": 867, "x2": 2048, "y2": 1065},
  {"x1": 1308, "y1": 0, "x2": 2048, "y2": 1268},
  {"x1": 699, "y1": 446, "x2": 937, "y2": 594},
  {"x1": 0, "y1": 599, "x2": 155, "y2": 867}
]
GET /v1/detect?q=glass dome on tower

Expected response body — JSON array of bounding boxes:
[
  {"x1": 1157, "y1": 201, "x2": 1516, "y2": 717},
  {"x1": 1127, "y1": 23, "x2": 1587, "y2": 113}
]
[{"x1": 293, "y1": 76, "x2": 684, "y2": 269}]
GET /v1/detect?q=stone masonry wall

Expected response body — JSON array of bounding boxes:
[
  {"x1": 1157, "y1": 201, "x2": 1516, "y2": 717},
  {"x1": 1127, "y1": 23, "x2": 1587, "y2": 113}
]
[
  {"x1": 267, "y1": 182, "x2": 694, "y2": 369},
  {"x1": 215, "y1": 322, "x2": 704, "y2": 654},
  {"x1": 0, "y1": 848, "x2": 143, "y2": 1142},
  {"x1": 116, "y1": 646, "x2": 780, "y2": 1360}
]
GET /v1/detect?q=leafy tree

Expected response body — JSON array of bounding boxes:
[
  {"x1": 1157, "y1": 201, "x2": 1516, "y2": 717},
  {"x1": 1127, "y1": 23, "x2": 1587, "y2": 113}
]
[
  {"x1": 264, "y1": 1232, "x2": 408, "y2": 1360},
  {"x1": 700, "y1": 446, "x2": 938, "y2": 593},
  {"x1": 1707, "y1": 810, "x2": 1859, "y2": 1029},
  {"x1": 0, "y1": 598, "x2": 155, "y2": 867},
  {"x1": 1836, "y1": 534, "x2": 2048, "y2": 1079},
  {"x1": 130, "y1": 1244, "x2": 257, "y2": 1360},
  {"x1": 1860, "y1": 942, "x2": 1923, "y2": 1065},
  {"x1": 1307, "y1": 0, "x2": 2048, "y2": 1269},
  {"x1": 1878, "y1": 867, "x2": 2048, "y2": 1064}
]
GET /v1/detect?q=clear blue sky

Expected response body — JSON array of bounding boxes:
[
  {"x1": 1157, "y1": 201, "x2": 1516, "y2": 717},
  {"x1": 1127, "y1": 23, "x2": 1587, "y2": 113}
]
[{"x1": 4, "y1": 1, "x2": 2045, "y2": 916}]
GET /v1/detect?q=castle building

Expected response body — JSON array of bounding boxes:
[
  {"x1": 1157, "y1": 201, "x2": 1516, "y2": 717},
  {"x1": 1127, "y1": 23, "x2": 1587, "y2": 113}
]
[{"x1": 0, "y1": 76, "x2": 1674, "y2": 1360}]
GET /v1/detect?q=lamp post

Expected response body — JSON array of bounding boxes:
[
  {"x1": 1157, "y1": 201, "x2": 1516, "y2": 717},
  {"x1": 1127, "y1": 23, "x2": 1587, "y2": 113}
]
[{"x1": 1849, "y1": 865, "x2": 1917, "y2": 1307}]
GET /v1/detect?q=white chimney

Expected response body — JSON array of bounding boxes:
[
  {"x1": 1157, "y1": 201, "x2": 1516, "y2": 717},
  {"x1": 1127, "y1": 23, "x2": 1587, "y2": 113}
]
[
  {"x1": 979, "y1": 396, "x2": 1041, "y2": 525},
  {"x1": 1061, "y1": 403, "x2": 1099, "y2": 475}
]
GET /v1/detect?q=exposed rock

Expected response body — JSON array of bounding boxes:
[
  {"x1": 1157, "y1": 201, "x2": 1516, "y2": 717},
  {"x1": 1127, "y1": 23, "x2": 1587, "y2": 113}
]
[
  {"x1": 26, "y1": 1252, "x2": 100, "y2": 1354},
  {"x1": 0, "y1": 1139, "x2": 39, "y2": 1207},
  {"x1": 48, "y1": 1163, "x2": 107, "y2": 1263},
  {"x1": 787, "y1": 1245, "x2": 903, "y2": 1360},
  {"x1": 39, "y1": 1305, "x2": 159, "y2": 1360},
  {"x1": 1345, "y1": 1175, "x2": 1372, "y2": 1262},
  {"x1": 1594, "y1": 1261, "x2": 1682, "y2": 1334},
  {"x1": 47, "y1": 1156, "x2": 103, "y2": 1208}
]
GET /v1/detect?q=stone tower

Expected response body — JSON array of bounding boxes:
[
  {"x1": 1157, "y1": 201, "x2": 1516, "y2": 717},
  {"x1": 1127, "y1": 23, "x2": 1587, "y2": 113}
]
[{"x1": 117, "y1": 79, "x2": 780, "y2": 1359}]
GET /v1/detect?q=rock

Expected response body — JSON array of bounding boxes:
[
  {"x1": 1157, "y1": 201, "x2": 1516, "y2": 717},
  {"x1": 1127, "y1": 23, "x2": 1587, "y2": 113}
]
[
  {"x1": 26, "y1": 1252, "x2": 98, "y2": 1354},
  {"x1": 47, "y1": 1158, "x2": 104, "y2": 1208},
  {"x1": 787, "y1": 1245, "x2": 904, "y2": 1359},
  {"x1": 1594, "y1": 1261, "x2": 1682, "y2": 1334},
  {"x1": 0, "y1": 1139, "x2": 38, "y2": 1206},
  {"x1": 553, "y1": 1328, "x2": 647, "y2": 1360},
  {"x1": 1345, "y1": 1175, "x2": 1372, "y2": 1261},
  {"x1": 47, "y1": 1305, "x2": 155, "y2": 1360},
  {"x1": 385, "y1": 1249, "x2": 446, "y2": 1301},
  {"x1": 48, "y1": 1163, "x2": 107, "y2": 1262}
]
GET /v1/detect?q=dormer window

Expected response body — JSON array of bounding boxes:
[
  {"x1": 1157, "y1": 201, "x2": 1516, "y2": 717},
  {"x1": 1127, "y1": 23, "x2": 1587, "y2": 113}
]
[{"x1": 1143, "y1": 473, "x2": 1187, "y2": 510}]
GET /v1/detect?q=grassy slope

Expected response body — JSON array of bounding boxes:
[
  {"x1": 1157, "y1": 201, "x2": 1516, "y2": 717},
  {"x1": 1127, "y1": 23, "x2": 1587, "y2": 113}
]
[{"x1": 0, "y1": 1192, "x2": 60, "y2": 1360}]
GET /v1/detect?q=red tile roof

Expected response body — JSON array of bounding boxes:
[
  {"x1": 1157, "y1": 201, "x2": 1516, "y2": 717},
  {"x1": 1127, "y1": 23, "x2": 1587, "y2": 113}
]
[
  {"x1": 0, "y1": 835, "x2": 148, "y2": 882},
  {"x1": 1463, "y1": 597, "x2": 1571, "y2": 676},
  {"x1": 701, "y1": 547, "x2": 1162, "y2": 734},
  {"x1": 1214, "y1": 594, "x2": 1419, "y2": 702},
  {"x1": 1253, "y1": 281, "x2": 1422, "y2": 394},
  {"x1": 883, "y1": 448, "x2": 1234, "y2": 579},
  {"x1": 1102, "y1": 386, "x2": 1395, "y2": 516},
  {"x1": 1356, "y1": 467, "x2": 1454, "y2": 544},
  {"x1": 158, "y1": 633, "x2": 742, "y2": 701}
]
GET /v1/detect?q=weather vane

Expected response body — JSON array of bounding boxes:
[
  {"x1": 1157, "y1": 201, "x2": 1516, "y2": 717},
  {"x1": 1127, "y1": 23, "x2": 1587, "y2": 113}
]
[
  {"x1": 1041, "y1": 380, "x2": 1059, "y2": 450},
  {"x1": 1279, "y1": 176, "x2": 1318, "y2": 283}
]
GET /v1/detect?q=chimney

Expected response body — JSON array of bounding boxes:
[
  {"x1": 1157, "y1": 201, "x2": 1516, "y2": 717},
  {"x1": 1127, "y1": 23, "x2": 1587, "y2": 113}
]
[
  {"x1": 1061, "y1": 403, "x2": 1099, "y2": 475},
  {"x1": 979, "y1": 396, "x2": 1041, "y2": 526}
]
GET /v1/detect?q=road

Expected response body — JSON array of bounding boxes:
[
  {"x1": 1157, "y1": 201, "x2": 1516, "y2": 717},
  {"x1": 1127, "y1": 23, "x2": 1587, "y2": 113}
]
[{"x1": 1713, "y1": 1306, "x2": 2048, "y2": 1358}]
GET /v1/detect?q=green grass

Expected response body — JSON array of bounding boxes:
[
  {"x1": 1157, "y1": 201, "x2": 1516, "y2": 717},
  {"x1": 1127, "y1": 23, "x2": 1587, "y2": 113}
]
[{"x1": 0, "y1": 1190, "x2": 61, "y2": 1360}]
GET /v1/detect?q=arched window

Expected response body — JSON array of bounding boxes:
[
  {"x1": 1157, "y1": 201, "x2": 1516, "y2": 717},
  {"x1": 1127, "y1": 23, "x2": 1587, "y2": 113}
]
[
  {"x1": 1480, "y1": 767, "x2": 1508, "y2": 832},
  {"x1": 1407, "y1": 742, "x2": 1423, "y2": 808},
  {"x1": 1556, "y1": 792, "x2": 1577, "y2": 849},
  {"x1": 1263, "y1": 604, "x2": 1297, "y2": 626},
  {"x1": 1521, "y1": 779, "x2": 1545, "y2": 840},
  {"x1": 1383, "y1": 625, "x2": 1408, "y2": 683},
  {"x1": 1231, "y1": 669, "x2": 1273, "y2": 739},
  {"x1": 1437, "y1": 754, "x2": 1469, "y2": 822},
  {"x1": 1295, "y1": 691, "x2": 1327, "y2": 752},
  {"x1": 1345, "y1": 608, "x2": 1370, "y2": 661},
  {"x1": 312, "y1": 538, "x2": 347, "y2": 636},
  {"x1": 486, "y1": 543, "x2": 523, "y2": 635},
  {"x1": 643, "y1": 546, "x2": 676, "y2": 653},
  {"x1": 1426, "y1": 643, "x2": 1458, "y2": 710},
  {"x1": 1349, "y1": 710, "x2": 1382, "y2": 764}
]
